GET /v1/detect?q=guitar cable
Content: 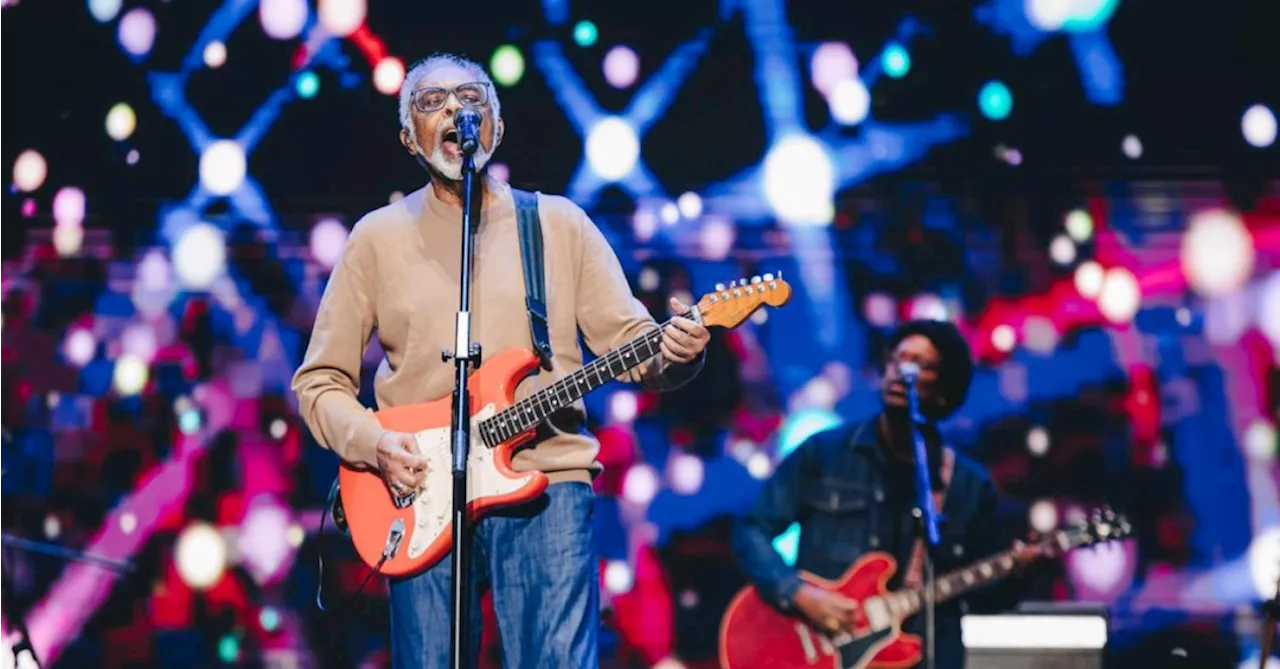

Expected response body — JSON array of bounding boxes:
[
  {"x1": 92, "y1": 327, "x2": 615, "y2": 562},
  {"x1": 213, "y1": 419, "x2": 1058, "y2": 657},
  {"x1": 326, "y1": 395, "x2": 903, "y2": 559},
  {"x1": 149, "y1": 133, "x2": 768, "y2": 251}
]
[{"x1": 315, "y1": 478, "x2": 400, "y2": 614}]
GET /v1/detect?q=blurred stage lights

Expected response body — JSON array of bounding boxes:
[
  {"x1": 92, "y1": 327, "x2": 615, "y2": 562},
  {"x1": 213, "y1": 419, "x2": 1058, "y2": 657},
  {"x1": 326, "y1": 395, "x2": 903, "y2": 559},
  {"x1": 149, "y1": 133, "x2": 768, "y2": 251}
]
[
  {"x1": 113, "y1": 354, "x2": 149, "y2": 396},
  {"x1": 260, "y1": 0, "x2": 307, "y2": 40},
  {"x1": 810, "y1": 42, "x2": 857, "y2": 97},
  {"x1": 176, "y1": 523, "x2": 228, "y2": 590},
  {"x1": 12, "y1": 149, "x2": 48, "y2": 192},
  {"x1": 603, "y1": 46, "x2": 640, "y2": 89},
  {"x1": 1064, "y1": 209, "x2": 1093, "y2": 242},
  {"x1": 199, "y1": 140, "x2": 247, "y2": 195},
  {"x1": 490, "y1": 45, "x2": 525, "y2": 87},
  {"x1": 1074, "y1": 260, "x2": 1104, "y2": 298},
  {"x1": 1049, "y1": 235, "x2": 1077, "y2": 265},
  {"x1": 1025, "y1": 0, "x2": 1073, "y2": 31},
  {"x1": 1180, "y1": 209, "x2": 1254, "y2": 297},
  {"x1": 309, "y1": 217, "x2": 349, "y2": 269},
  {"x1": 118, "y1": 8, "x2": 156, "y2": 59},
  {"x1": 204, "y1": 40, "x2": 227, "y2": 68},
  {"x1": 586, "y1": 117, "x2": 640, "y2": 181},
  {"x1": 318, "y1": 0, "x2": 365, "y2": 37},
  {"x1": 373, "y1": 57, "x2": 405, "y2": 95},
  {"x1": 881, "y1": 43, "x2": 910, "y2": 78},
  {"x1": 1242, "y1": 104, "x2": 1277, "y2": 149},
  {"x1": 829, "y1": 78, "x2": 871, "y2": 126},
  {"x1": 105, "y1": 103, "x2": 136, "y2": 141},
  {"x1": 1122, "y1": 134, "x2": 1142, "y2": 159},
  {"x1": 296, "y1": 71, "x2": 320, "y2": 99},
  {"x1": 87, "y1": 0, "x2": 121, "y2": 23},
  {"x1": 762, "y1": 134, "x2": 836, "y2": 227},
  {"x1": 173, "y1": 222, "x2": 228, "y2": 289},
  {"x1": 573, "y1": 20, "x2": 598, "y2": 48},
  {"x1": 1098, "y1": 266, "x2": 1140, "y2": 324},
  {"x1": 978, "y1": 80, "x2": 1014, "y2": 121},
  {"x1": 53, "y1": 187, "x2": 86, "y2": 228}
]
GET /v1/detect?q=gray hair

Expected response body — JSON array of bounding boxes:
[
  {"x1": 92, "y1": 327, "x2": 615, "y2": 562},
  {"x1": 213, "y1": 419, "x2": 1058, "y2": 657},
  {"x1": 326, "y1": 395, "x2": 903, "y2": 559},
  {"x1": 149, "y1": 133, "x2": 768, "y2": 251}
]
[{"x1": 399, "y1": 53, "x2": 502, "y2": 140}]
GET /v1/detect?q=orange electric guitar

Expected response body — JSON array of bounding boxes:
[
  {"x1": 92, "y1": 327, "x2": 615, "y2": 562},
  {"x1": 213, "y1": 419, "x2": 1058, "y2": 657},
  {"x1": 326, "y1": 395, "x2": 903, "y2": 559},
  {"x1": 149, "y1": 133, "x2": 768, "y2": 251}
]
[{"x1": 334, "y1": 274, "x2": 792, "y2": 577}]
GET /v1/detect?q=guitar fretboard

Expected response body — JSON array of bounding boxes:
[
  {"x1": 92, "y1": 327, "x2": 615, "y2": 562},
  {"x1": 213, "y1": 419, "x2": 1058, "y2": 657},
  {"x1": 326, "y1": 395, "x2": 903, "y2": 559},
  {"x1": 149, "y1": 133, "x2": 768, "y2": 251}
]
[
  {"x1": 477, "y1": 318, "x2": 676, "y2": 445},
  {"x1": 888, "y1": 542, "x2": 1039, "y2": 619}
]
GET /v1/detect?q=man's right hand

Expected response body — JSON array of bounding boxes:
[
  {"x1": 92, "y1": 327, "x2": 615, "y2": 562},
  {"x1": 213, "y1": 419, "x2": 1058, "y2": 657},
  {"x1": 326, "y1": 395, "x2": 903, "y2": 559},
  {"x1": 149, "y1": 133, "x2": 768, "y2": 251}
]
[
  {"x1": 792, "y1": 583, "x2": 859, "y2": 634},
  {"x1": 376, "y1": 431, "x2": 429, "y2": 497}
]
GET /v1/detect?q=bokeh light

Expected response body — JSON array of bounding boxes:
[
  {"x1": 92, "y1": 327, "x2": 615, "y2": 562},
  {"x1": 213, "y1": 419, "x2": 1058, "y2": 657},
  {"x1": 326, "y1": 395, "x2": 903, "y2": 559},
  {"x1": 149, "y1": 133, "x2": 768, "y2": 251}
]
[
  {"x1": 1241, "y1": 104, "x2": 1277, "y2": 148},
  {"x1": 586, "y1": 117, "x2": 640, "y2": 181},
  {"x1": 173, "y1": 223, "x2": 228, "y2": 289},
  {"x1": 296, "y1": 72, "x2": 320, "y2": 99},
  {"x1": 112, "y1": 354, "x2": 149, "y2": 395},
  {"x1": 1122, "y1": 134, "x2": 1143, "y2": 159},
  {"x1": 573, "y1": 20, "x2": 598, "y2": 47},
  {"x1": 1065, "y1": 209, "x2": 1094, "y2": 242},
  {"x1": 810, "y1": 42, "x2": 857, "y2": 97},
  {"x1": 698, "y1": 216, "x2": 736, "y2": 261},
  {"x1": 829, "y1": 78, "x2": 871, "y2": 126},
  {"x1": 1098, "y1": 267, "x2": 1141, "y2": 324},
  {"x1": 762, "y1": 134, "x2": 835, "y2": 227},
  {"x1": 677, "y1": 192, "x2": 703, "y2": 219},
  {"x1": 199, "y1": 140, "x2": 247, "y2": 195},
  {"x1": 1027, "y1": 426, "x2": 1050, "y2": 456},
  {"x1": 490, "y1": 45, "x2": 525, "y2": 87},
  {"x1": 1074, "y1": 261, "x2": 1105, "y2": 298},
  {"x1": 118, "y1": 8, "x2": 157, "y2": 58},
  {"x1": 1248, "y1": 526, "x2": 1280, "y2": 599},
  {"x1": 53, "y1": 225, "x2": 85, "y2": 257},
  {"x1": 203, "y1": 41, "x2": 227, "y2": 68},
  {"x1": 603, "y1": 46, "x2": 640, "y2": 88},
  {"x1": 608, "y1": 390, "x2": 639, "y2": 423},
  {"x1": 63, "y1": 328, "x2": 96, "y2": 367},
  {"x1": 622, "y1": 464, "x2": 659, "y2": 505},
  {"x1": 13, "y1": 150, "x2": 48, "y2": 192},
  {"x1": 1025, "y1": 0, "x2": 1072, "y2": 30},
  {"x1": 882, "y1": 43, "x2": 910, "y2": 78},
  {"x1": 318, "y1": 0, "x2": 365, "y2": 37},
  {"x1": 373, "y1": 57, "x2": 405, "y2": 95},
  {"x1": 1180, "y1": 209, "x2": 1254, "y2": 297},
  {"x1": 1049, "y1": 235, "x2": 1077, "y2": 265},
  {"x1": 310, "y1": 217, "x2": 349, "y2": 269},
  {"x1": 778, "y1": 408, "x2": 842, "y2": 458},
  {"x1": 105, "y1": 103, "x2": 136, "y2": 141},
  {"x1": 668, "y1": 452, "x2": 705, "y2": 495},
  {"x1": 1243, "y1": 420, "x2": 1276, "y2": 462},
  {"x1": 260, "y1": 0, "x2": 307, "y2": 40},
  {"x1": 978, "y1": 80, "x2": 1014, "y2": 121},
  {"x1": 175, "y1": 522, "x2": 228, "y2": 590},
  {"x1": 52, "y1": 187, "x2": 86, "y2": 228},
  {"x1": 87, "y1": 0, "x2": 121, "y2": 23},
  {"x1": 604, "y1": 560, "x2": 634, "y2": 594}
]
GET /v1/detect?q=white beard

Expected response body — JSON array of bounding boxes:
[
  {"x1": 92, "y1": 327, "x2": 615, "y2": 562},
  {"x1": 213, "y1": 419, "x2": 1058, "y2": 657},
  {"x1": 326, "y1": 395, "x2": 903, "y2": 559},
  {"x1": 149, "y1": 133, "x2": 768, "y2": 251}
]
[{"x1": 425, "y1": 132, "x2": 494, "y2": 181}]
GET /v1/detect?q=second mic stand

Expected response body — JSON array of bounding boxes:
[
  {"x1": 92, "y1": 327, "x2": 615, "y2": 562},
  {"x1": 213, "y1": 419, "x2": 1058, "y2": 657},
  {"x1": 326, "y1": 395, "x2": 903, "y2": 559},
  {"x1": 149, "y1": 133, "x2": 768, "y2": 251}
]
[
  {"x1": 444, "y1": 151, "x2": 481, "y2": 669},
  {"x1": 905, "y1": 378, "x2": 942, "y2": 669}
]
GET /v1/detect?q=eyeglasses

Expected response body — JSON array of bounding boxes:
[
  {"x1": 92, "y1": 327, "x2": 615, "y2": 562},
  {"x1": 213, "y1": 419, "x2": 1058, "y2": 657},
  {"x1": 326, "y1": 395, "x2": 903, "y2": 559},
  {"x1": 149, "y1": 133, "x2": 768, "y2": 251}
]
[{"x1": 410, "y1": 82, "x2": 490, "y2": 113}]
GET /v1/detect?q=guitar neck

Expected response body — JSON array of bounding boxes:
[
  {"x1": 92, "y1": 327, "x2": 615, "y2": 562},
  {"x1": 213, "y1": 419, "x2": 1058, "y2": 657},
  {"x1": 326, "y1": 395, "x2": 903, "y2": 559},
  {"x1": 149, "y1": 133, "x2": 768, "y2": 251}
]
[
  {"x1": 893, "y1": 540, "x2": 1046, "y2": 618},
  {"x1": 481, "y1": 322, "x2": 670, "y2": 442}
]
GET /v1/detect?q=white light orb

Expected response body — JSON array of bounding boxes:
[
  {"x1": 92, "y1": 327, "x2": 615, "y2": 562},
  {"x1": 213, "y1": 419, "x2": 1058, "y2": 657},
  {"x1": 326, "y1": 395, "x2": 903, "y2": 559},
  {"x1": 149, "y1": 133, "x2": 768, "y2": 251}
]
[
  {"x1": 173, "y1": 223, "x2": 227, "y2": 289},
  {"x1": 64, "y1": 328, "x2": 96, "y2": 366},
  {"x1": 113, "y1": 354, "x2": 149, "y2": 395},
  {"x1": 12, "y1": 150, "x2": 47, "y2": 192},
  {"x1": 746, "y1": 452, "x2": 773, "y2": 479},
  {"x1": 309, "y1": 217, "x2": 348, "y2": 269},
  {"x1": 1022, "y1": 316, "x2": 1059, "y2": 354},
  {"x1": 1065, "y1": 209, "x2": 1093, "y2": 242},
  {"x1": 203, "y1": 41, "x2": 227, "y2": 68},
  {"x1": 991, "y1": 324, "x2": 1017, "y2": 353},
  {"x1": 762, "y1": 134, "x2": 835, "y2": 227},
  {"x1": 621, "y1": 464, "x2": 659, "y2": 505},
  {"x1": 602, "y1": 46, "x2": 639, "y2": 89},
  {"x1": 53, "y1": 223, "x2": 85, "y2": 257},
  {"x1": 1180, "y1": 209, "x2": 1254, "y2": 297},
  {"x1": 175, "y1": 522, "x2": 228, "y2": 590},
  {"x1": 119, "y1": 512, "x2": 137, "y2": 534},
  {"x1": 122, "y1": 324, "x2": 158, "y2": 362},
  {"x1": 1025, "y1": 0, "x2": 1072, "y2": 30},
  {"x1": 585, "y1": 117, "x2": 639, "y2": 181},
  {"x1": 1074, "y1": 261, "x2": 1105, "y2": 298},
  {"x1": 668, "y1": 452, "x2": 704, "y2": 495},
  {"x1": 1027, "y1": 426, "x2": 1050, "y2": 456},
  {"x1": 1249, "y1": 526, "x2": 1280, "y2": 600},
  {"x1": 53, "y1": 187, "x2": 86, "y2": 228},
  {"x1": 44, "y1": 514, "x2": 62, "y2": 539},
  {"x1": 698, "y1": 216, "x2": 736, "y2": 261},
  {"x1": 373, "y1": 57, "x2": 405, "y2": 96},
  {"x1": 638, "y1": 266, "x2": 660, "y2": 292},
  {"x1": 909, "y1": 293, "x2": 948, "y2": 322},
  {"x1": 603, "y1": 560, "x2": 634, "y2": 594},
  {"x1": 659, "y1": 202, "x2": 680, "y2": 225},
  {"x1": 632, "y1": 208, "x2": 658, "y2": 242},
  {"x1": 1242, "y1": 104, "x2": 1277, "y2": 149},
  {"x1": 118, "y1": 8, "x2": 157, "y2": 57},
  {"x1": 318, "y1": 0, "x2": 365, "y2": 37},
  {"x1": 88, "y1": 0, "x2": 122, "y2": 22},
  {"x1": 260, "y1": 0, "x2": 307, "y2": 39},
  {"x1": 1244, "y1": 420, "x2": 1276, "y2": 462},
  {"x1": 1098, "y1": 267, "x2": 1141, "y2": 324},
  {"x1": 1122, "y1": 134, "x2": 1142, "y2": 159},
  {"x1": 237, "y1": 498, "x2": 295, "y2": 585},
  {"x1": 609, "y1": 391, "x2": 639, "y2": 423},
  {"x1": 1029, "y1": 499, "x2": 1058, "y2": 533},
  {"x1": 677, "y1": 192, "x2": 703, "y2": 219},
  {"x1": 137, "y1": 249, "x2": 172, "y2": 292},
  {"x1": 1049, "y1": 234, "x2": 1076, "y2": 265},
  {"x1": 199, "y1": 140, "x2": 247, "y2": 195},
  {"x1": 269, "y1": 419, "x2": 288, "y2": 440},
  {"x1": 810, "y1": 42, "x2": 857, "y2": 96},
  {"x1": 829, "y1": 78, "x2": 870, "y2": 126},
  {"x1": 105, "y1": 103, "x2": 137, "y2": 141}
]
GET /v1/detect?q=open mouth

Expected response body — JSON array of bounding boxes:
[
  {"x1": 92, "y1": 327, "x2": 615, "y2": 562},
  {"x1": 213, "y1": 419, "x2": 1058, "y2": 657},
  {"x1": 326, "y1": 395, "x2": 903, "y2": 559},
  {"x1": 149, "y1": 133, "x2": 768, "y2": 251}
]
[{"x1": 443, "y1": 129, "x2": 459, "y2": 146}]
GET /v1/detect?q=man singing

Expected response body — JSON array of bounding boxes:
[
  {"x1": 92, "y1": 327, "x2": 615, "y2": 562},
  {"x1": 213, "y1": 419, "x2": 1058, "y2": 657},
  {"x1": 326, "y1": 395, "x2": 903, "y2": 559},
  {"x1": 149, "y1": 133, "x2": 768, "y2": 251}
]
[
  {"x1": 291, "y1": 53, "x2": 710, "y2": 668},
  {"x1": 731, "y1": 320, "x2": 1035, "y2": 669}
]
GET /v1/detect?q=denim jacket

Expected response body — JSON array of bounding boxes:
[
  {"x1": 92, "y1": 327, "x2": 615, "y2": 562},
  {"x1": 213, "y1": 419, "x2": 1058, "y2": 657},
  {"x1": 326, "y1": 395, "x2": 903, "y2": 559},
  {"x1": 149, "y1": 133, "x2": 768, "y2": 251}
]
[{"x1": 730, "y1": 418, "x2": 1025, "y2": 668}]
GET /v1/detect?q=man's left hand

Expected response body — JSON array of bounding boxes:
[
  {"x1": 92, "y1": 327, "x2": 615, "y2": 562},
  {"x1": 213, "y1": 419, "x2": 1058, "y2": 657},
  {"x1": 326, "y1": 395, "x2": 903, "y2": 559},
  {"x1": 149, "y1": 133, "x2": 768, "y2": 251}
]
[{"x1": 660, "y1": 296, "x2": 710, "y2": 364}]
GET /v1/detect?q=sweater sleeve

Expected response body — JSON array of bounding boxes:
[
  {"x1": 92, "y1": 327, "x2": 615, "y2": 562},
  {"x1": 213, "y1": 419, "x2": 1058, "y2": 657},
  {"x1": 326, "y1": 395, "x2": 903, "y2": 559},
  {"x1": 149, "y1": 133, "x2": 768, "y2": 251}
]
[{"x1": 290, "y1": 221, "x2": 386, "y2": 470}]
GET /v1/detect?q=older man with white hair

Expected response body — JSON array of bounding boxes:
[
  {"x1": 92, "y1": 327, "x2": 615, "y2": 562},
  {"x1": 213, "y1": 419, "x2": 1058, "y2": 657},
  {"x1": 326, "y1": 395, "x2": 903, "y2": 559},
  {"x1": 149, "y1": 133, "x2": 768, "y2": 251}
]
[{"x1": 291, "y1": 53, "x2": 711, "y2": 668}]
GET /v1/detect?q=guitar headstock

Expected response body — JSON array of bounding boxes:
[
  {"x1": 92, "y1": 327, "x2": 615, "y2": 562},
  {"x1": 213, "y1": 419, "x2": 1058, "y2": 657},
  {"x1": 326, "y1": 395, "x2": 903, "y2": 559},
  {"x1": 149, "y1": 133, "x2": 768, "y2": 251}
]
[
  {"x1": 696, "y1": 272, "x2": 793, "y2": 329},
  {"x1": 1056, "y1": 506, "x2": 1133, "y2": 552}
]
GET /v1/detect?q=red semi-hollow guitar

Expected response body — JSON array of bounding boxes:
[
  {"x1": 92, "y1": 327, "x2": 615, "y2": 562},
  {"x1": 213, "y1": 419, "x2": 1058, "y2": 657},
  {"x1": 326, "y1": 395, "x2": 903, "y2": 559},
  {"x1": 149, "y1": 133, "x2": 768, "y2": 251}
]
[
  {"x1": 333, "y1": 274, "x2": 792, "y2": 577},
  {"x1": 719, "y1": 509, "x2": 1131, "y2": 669}
]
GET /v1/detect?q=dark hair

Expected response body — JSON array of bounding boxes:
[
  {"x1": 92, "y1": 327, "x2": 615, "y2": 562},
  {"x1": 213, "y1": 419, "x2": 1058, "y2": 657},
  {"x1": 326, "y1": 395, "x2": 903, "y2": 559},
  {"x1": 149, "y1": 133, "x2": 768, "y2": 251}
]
[{"x1": 887, "y1": 319, "x2": 974, "y2": 418}]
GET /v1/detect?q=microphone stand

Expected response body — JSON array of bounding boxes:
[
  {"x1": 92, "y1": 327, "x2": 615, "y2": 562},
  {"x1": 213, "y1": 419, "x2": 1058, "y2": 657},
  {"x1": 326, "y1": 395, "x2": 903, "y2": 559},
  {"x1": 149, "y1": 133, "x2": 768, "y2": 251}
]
[
  {"x1": 445, "y1": 144, "x2": 481, "y2": 669},
  {"x1": 904, "y1": 372, "x2": 941, "y2": 669}
]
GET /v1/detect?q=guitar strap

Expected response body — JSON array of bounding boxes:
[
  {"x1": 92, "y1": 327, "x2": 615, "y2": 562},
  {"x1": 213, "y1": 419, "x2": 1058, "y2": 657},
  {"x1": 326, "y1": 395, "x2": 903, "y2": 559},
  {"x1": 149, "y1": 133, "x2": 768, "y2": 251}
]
[
  {"x1": 511, "y1": 188, "x2": 554, "y2": 371},
  {"x1": 902, "y1": 446, "x2": 955, "y2": 589}
]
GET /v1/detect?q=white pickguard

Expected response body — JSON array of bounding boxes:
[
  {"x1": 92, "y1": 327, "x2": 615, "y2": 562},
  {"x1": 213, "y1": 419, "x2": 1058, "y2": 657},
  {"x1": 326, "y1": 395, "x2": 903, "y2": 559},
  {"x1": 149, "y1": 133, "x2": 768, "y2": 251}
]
[{"x1": 402, "y1": 403, "x2": 536, "y2": 560}]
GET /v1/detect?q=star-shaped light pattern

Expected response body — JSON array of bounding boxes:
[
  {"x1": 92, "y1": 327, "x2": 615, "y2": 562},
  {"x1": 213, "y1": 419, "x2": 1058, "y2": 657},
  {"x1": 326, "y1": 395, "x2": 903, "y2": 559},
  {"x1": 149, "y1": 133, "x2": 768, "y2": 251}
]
[{"x1": 975, "y1": 0, "x2": 1125, "y2": 105}]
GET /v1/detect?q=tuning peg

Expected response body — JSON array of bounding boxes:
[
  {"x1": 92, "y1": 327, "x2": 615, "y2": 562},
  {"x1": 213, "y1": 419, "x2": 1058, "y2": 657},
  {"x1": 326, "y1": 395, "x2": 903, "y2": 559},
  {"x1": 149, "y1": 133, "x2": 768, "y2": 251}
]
[
  {"x1": 763, "y1": 273, "x2": 774, "y2": 282},
  {"x1": 751, "y1": 275, "x2": 762, "y2": 283},
  {"x1": 715, "y1": 282, "x2": 726, "y2": 291}
]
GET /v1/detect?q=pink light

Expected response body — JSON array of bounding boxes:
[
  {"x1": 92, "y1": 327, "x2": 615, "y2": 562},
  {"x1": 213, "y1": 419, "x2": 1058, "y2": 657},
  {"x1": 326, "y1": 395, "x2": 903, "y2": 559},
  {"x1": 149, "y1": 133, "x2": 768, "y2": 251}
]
[{"x1": 603, "y1": 46, "x2": 639, "y2": 89}]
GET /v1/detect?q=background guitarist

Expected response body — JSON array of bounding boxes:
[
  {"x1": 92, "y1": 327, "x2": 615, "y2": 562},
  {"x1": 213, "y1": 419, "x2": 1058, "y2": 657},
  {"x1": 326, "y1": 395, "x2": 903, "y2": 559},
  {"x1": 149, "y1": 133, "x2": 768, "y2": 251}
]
[
  {"x1": 291, "y1": 53, "x2": 710, "y2": 669},
  {"x1": 731, "y1": 320, "x2": 1039, "y2": 669}
]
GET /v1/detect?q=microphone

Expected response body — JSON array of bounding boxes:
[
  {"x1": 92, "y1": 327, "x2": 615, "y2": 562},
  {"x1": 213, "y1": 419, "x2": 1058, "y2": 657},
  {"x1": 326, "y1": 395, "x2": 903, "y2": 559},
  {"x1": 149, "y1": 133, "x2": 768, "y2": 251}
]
[
  {"x1": 899, "y1": 361, "x2": 920, "y2": 385},
  {"x1": 455, "y1": 106, "x2": 481, "y2": 156}
]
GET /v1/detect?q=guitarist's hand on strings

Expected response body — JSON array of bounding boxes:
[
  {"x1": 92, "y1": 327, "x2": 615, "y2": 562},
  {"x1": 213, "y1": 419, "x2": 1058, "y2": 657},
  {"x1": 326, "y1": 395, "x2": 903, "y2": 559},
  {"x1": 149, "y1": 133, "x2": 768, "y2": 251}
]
[
  {"x1": 661, "y1": 296, "x2": 711, "y2": 364},
  {"x1": 793, "y1": 583, "x2": 858, "y2": 634},
  {"x1": 376, "y1": 431, "x2": 429, "y2": 496}
]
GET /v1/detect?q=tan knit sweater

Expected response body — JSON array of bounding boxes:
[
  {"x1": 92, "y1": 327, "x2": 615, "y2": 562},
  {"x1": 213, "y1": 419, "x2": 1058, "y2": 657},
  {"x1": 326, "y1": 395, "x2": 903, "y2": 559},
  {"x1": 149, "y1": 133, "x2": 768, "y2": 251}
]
[{"x1": 291, "y1": 177, "x2": 699, "y2": 484}]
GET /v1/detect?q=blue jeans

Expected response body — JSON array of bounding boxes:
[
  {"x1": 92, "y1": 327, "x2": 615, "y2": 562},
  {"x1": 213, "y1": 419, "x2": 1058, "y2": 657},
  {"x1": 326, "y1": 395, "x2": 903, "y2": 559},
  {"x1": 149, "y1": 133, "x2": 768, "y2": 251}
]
[{"x1": 388, "y1": 481, "x2": 600, "y2": 669}]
